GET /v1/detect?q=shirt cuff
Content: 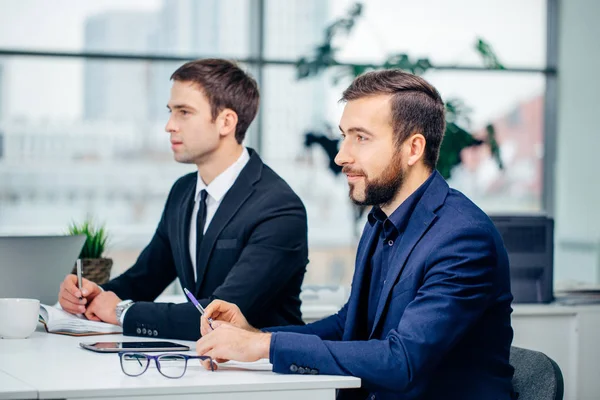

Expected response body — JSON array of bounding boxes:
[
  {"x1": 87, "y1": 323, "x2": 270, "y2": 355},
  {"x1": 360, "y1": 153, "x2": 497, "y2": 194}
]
[{"x1": 119, "y1": 308, "x2": 128, "y2": 325}]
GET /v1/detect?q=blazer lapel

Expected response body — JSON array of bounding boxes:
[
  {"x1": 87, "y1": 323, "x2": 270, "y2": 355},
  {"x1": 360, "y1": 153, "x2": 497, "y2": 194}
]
[
  {"x1": 179, "y1": 181, "x2": 197, "y2": 290},
  {"x1": 369, "y1": 172, "x2": 449, "y2": 338},
  {"x1": 343, "y1": 222, "x2": 379, "y2": 341},
  {"x1": 194, "y1": 149, "x2": 262, "y2": 292}
]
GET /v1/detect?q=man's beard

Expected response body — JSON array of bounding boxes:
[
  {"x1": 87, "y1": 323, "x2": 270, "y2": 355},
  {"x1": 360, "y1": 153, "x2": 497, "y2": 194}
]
[{"x1": 345, "y1": 152, "x2": 405, "y2": 207}]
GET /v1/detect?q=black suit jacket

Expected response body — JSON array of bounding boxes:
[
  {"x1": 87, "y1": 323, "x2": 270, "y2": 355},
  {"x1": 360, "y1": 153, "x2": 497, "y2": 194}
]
[{"x1": 102, "y1": 149, "x2": 308, "y2": 340}]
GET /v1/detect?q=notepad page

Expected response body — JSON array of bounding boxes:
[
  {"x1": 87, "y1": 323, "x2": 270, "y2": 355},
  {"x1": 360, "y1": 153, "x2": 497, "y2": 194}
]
[{"x1": 39, "y1": 304, "x2": 122, "y2": 334}]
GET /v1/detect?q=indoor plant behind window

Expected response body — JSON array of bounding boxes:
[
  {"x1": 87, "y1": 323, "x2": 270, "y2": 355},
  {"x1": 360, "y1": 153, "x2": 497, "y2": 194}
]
[{"x1": 68, "y1": 219, "x2": 112, "y2": 285}]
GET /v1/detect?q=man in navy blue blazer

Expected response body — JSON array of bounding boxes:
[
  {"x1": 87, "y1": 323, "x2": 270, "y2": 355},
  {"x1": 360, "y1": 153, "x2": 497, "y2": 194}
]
[{"x1": 195, "y1": 69, "x2": 516, "y2": 399}]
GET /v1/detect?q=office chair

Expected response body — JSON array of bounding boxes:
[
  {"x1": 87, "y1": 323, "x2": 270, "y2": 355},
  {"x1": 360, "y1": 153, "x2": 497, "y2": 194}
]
[{"x1": 510, "y1": 346, "x2": 564, "y2": 400}]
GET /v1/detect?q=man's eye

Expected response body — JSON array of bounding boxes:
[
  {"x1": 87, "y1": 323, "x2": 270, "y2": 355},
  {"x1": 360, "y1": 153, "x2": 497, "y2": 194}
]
[
  {"x1": 180, "y1": 110, "x2": 189, "y2": 115},
  {"x1": 357, "y1": 135, "x2": 366, "y2": 141}
]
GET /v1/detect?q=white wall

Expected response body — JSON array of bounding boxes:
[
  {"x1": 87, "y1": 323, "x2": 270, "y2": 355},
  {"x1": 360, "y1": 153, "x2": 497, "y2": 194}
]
[{"x1": 554, "y1": 0, "x2": 600, "y2": 285}]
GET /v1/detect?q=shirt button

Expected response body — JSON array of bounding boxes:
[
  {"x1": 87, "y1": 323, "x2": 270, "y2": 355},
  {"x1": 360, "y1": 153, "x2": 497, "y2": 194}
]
[{"x1": 388, "y1": 240, "x2": 394, "y2": 246}]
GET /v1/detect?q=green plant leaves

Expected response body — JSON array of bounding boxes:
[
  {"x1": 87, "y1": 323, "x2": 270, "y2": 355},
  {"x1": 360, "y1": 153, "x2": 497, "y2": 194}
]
[{"x1": 67, "y1": 218, "x2": 108, "y2": 259}]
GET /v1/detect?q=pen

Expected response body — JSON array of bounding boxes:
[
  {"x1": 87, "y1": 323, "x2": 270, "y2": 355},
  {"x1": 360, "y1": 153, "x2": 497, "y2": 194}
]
[
  {"x1": 76, "y1": 259, "x2": 83, "y2": 300},
  {"x1": 184, "y1": 288, "x2": 214, "y2": 330}
]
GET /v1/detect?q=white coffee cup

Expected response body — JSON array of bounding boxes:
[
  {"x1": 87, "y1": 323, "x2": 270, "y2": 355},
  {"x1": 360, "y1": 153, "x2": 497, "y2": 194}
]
[{"x1": 0, "y1": 298, "x2": 40, "y2": 339}]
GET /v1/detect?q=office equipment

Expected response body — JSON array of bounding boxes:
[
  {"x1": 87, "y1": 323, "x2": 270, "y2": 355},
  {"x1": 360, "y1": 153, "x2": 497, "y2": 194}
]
[
  {"x1": 184, "y1": 288, "x2": 214, "y2": 328},
  {"x1": 76, "y1": 259, "x2": 82, "y2": 299},
  {"x1": 0, "y1": 235, "x2": 86, "y2": 305},
  {"x1": 80, "y1": 341, "x2": 189, "y2": 353},
  {"x1": 510, "y1": 346, "x2": 564, "y2": 400},
  {"x1": 39, "y1": 304, "x2": 122, "y2": 336},
  {"x1": 490, "y1": 214, "x2": 554, "y2": 303}
]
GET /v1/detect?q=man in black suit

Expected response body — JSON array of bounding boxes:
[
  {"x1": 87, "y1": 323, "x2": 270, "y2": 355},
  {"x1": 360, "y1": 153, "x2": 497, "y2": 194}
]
[{"x1": 58, "y1": 59, "x2": 309, "y2": 340}]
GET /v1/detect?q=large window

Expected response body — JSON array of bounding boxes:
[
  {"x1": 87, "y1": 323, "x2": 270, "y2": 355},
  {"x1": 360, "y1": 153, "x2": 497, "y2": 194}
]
[{"x1": 0, "y1": 0, "x2": 554, "y2": 290}]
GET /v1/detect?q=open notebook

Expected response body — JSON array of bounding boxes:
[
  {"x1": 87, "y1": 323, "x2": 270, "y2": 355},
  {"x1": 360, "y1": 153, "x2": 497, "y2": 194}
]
[{"x1": 39, "y1": 304, "x2": 122, "y2": 336}]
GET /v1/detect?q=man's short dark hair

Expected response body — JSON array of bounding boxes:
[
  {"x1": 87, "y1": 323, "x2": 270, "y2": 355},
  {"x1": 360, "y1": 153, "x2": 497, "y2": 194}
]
[
  {"x1": 171, "y1": 59, "x2": 260, "y2": 144},
  {"x1": 341, "y1": 69, "x2": 446, "y2": 170}
]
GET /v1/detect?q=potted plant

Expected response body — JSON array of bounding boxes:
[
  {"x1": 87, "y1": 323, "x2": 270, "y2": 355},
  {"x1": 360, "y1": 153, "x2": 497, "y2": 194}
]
[
  {"x1": 68, "y1": 218, "x2": 112, "y2": 285},
  {"x1": 297, "y1": 2, "x2": 504, "y2": 182}
]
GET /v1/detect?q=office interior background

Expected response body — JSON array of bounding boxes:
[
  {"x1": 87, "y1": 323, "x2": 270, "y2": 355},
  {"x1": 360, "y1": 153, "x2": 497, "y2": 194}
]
[{"x1": 0, "y1": 0, "x2": 598, "y2": 297}]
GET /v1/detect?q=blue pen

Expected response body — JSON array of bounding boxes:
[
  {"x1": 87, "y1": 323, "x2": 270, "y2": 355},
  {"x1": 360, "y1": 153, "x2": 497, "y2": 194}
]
[{"x1": 184, "y1": 288, "x2": 214, "y2": 330}]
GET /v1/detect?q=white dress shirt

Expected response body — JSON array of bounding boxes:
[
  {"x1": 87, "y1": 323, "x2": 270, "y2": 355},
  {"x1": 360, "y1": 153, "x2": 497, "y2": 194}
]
[{"x1": 189, "y1": 148, "x2": 250, "y2": 281}]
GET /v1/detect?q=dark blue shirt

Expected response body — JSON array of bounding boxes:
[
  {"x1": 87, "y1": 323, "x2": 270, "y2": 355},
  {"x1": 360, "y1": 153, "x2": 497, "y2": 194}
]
[{"x1": 362, "y1": 172, "x2": 436, "y2": 335}]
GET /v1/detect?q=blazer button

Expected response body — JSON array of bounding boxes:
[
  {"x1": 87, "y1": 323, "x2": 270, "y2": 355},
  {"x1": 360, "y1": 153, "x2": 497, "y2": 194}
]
[
  {"x1": 153, "y1": 330, "x2": 158, "y2": 336},
  {"x1": 147, "y1": 330, "x2": 153, "y2": 336},
  {"x1": 289, "y1": 364, "x2": 298, "y2": 373},
  {"x1": 136, "y1": 328, "x2": 141, "y2": 334},
  {"x1": 370, "y1": 395, "x2": 376, "y2": 400},
  {"x1": 310, "y1": 369, "x2": 319, "y2": 375},
  {"x1": 298, "y1": 367, "x2": 306, "y2": 374},
  {"x1": 142, "y1": 328, "x2": 147, "y2": 334}
]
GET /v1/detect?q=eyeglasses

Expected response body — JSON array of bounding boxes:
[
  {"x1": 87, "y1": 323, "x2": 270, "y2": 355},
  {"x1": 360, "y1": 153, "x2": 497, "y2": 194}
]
[{"x1": 118, "y1": 352, "x2": 214, "y2": 379}]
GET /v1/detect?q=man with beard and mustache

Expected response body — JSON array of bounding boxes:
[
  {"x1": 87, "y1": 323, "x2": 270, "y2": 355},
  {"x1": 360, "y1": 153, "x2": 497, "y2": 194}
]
[{"x1": 194, "y1": 69, "x2": 516, "y2": 400}]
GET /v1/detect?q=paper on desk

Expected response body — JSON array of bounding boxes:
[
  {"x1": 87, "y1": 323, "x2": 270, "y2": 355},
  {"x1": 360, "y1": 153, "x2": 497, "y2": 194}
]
[{"x1": 218, "y1": 359, "x2": 273, "y2": 371}]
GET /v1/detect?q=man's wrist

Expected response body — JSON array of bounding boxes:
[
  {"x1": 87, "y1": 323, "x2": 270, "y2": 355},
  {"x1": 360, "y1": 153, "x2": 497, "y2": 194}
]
[
  {"x1": 260, "y1": 332, "x2": 272, "y2": 359},
  {"x1": 115, "y1": 299, "x2": 134, "y2": 326}
]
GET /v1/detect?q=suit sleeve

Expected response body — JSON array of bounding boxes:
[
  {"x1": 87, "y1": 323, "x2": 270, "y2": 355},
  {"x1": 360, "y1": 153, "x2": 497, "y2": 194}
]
[
  {"x1": 101, "y1": 184, "x2": 178, "y2": 302},
  {"x1": 269, "y1": 224, "x2": 498, "y2": 393}
]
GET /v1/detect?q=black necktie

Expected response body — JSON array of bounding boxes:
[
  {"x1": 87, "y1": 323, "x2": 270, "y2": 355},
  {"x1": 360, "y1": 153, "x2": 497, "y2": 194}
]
[{"x1": 195, "y1": 189, "x2": 208, "y2": 276}]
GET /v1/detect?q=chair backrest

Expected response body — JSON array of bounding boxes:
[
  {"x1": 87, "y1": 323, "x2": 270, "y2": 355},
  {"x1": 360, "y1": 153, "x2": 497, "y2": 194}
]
[{"x1": 510, "y1": 346, "x2": 564, "y2": 400}]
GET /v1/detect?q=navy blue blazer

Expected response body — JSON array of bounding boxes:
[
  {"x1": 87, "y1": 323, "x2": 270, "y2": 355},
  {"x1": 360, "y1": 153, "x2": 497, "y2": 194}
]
[
  {"x1": 102, "y1": 149, "x2": 308, "y2": 340},
  {"x1": 268, "y1": 172, "x2": 515, "y2": 400}
]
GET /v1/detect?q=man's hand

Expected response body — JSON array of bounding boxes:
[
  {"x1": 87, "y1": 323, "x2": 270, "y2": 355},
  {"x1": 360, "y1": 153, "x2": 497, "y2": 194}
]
[
  {"x1": 201, "y1": 300, "x2": 255, "y2": 336},
  {"x1": 58, "y1": 275, "x2": 102, "y2": 315},
  {"x1": 84, "y1": 291, "x2": 122, "y2": 325},
  {"x1": 196, "y1": 323, "x2": 271, "y2": 370}
]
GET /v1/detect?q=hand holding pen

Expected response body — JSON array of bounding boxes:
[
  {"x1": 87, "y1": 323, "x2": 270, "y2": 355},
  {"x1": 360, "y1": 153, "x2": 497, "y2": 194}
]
[{"x1": 184, "y1": 288, "x2": 214, "y2": 330}]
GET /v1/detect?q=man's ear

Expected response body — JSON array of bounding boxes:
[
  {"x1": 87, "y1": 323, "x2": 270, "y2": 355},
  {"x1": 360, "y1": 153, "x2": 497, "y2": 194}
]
[
  {"x1": 406, "y1": 133, "x2": 426, "y2": 167},
  {"x1": 218, "y1": 108, "x2": 238, "y2": 138}
]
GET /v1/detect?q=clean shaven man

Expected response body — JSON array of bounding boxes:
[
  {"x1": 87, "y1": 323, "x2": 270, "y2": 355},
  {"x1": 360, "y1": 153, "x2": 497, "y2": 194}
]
[{"x1": 58, "y1": 59, "x2": 309, "y2": 341}]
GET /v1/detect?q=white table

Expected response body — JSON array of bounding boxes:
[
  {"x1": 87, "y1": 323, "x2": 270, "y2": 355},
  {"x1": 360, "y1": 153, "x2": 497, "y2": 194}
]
[
  {"x1": 0, "y1": 370, "x2": 36, "y2": 400},
  {"x1": 0, "y1": 327, "x2": 360, "y2": 400}
]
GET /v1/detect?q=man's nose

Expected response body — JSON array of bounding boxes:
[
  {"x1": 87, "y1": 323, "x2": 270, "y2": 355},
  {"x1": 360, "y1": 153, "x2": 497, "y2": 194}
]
[
  {"x1": 165, "y1": 115, "x2": 177, "y2": 133},
  {"x1": 335, "y1": 139, "x2": 353, "y2": 167}
]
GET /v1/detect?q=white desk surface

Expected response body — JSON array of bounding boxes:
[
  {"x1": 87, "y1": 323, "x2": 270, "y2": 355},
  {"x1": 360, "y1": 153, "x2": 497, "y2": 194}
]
[
  {"x1": 512, "y1": 302, "x2": 600, "y2": 316},
  {"x1": 0, "y1": 370, "x2": 37, "y2": 400},
  {"x1": 0, "y1": 326, "x2": 360, "y2": 400}
]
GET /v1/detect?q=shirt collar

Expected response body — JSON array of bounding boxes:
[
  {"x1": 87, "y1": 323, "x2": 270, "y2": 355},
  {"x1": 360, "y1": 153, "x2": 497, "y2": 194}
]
[
  {"x1": 368, "y1": 171, "x2": 436, "y2": 233},
  {"x1": 195, "y1": 147, "x2": 250, "y2": 203}
]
